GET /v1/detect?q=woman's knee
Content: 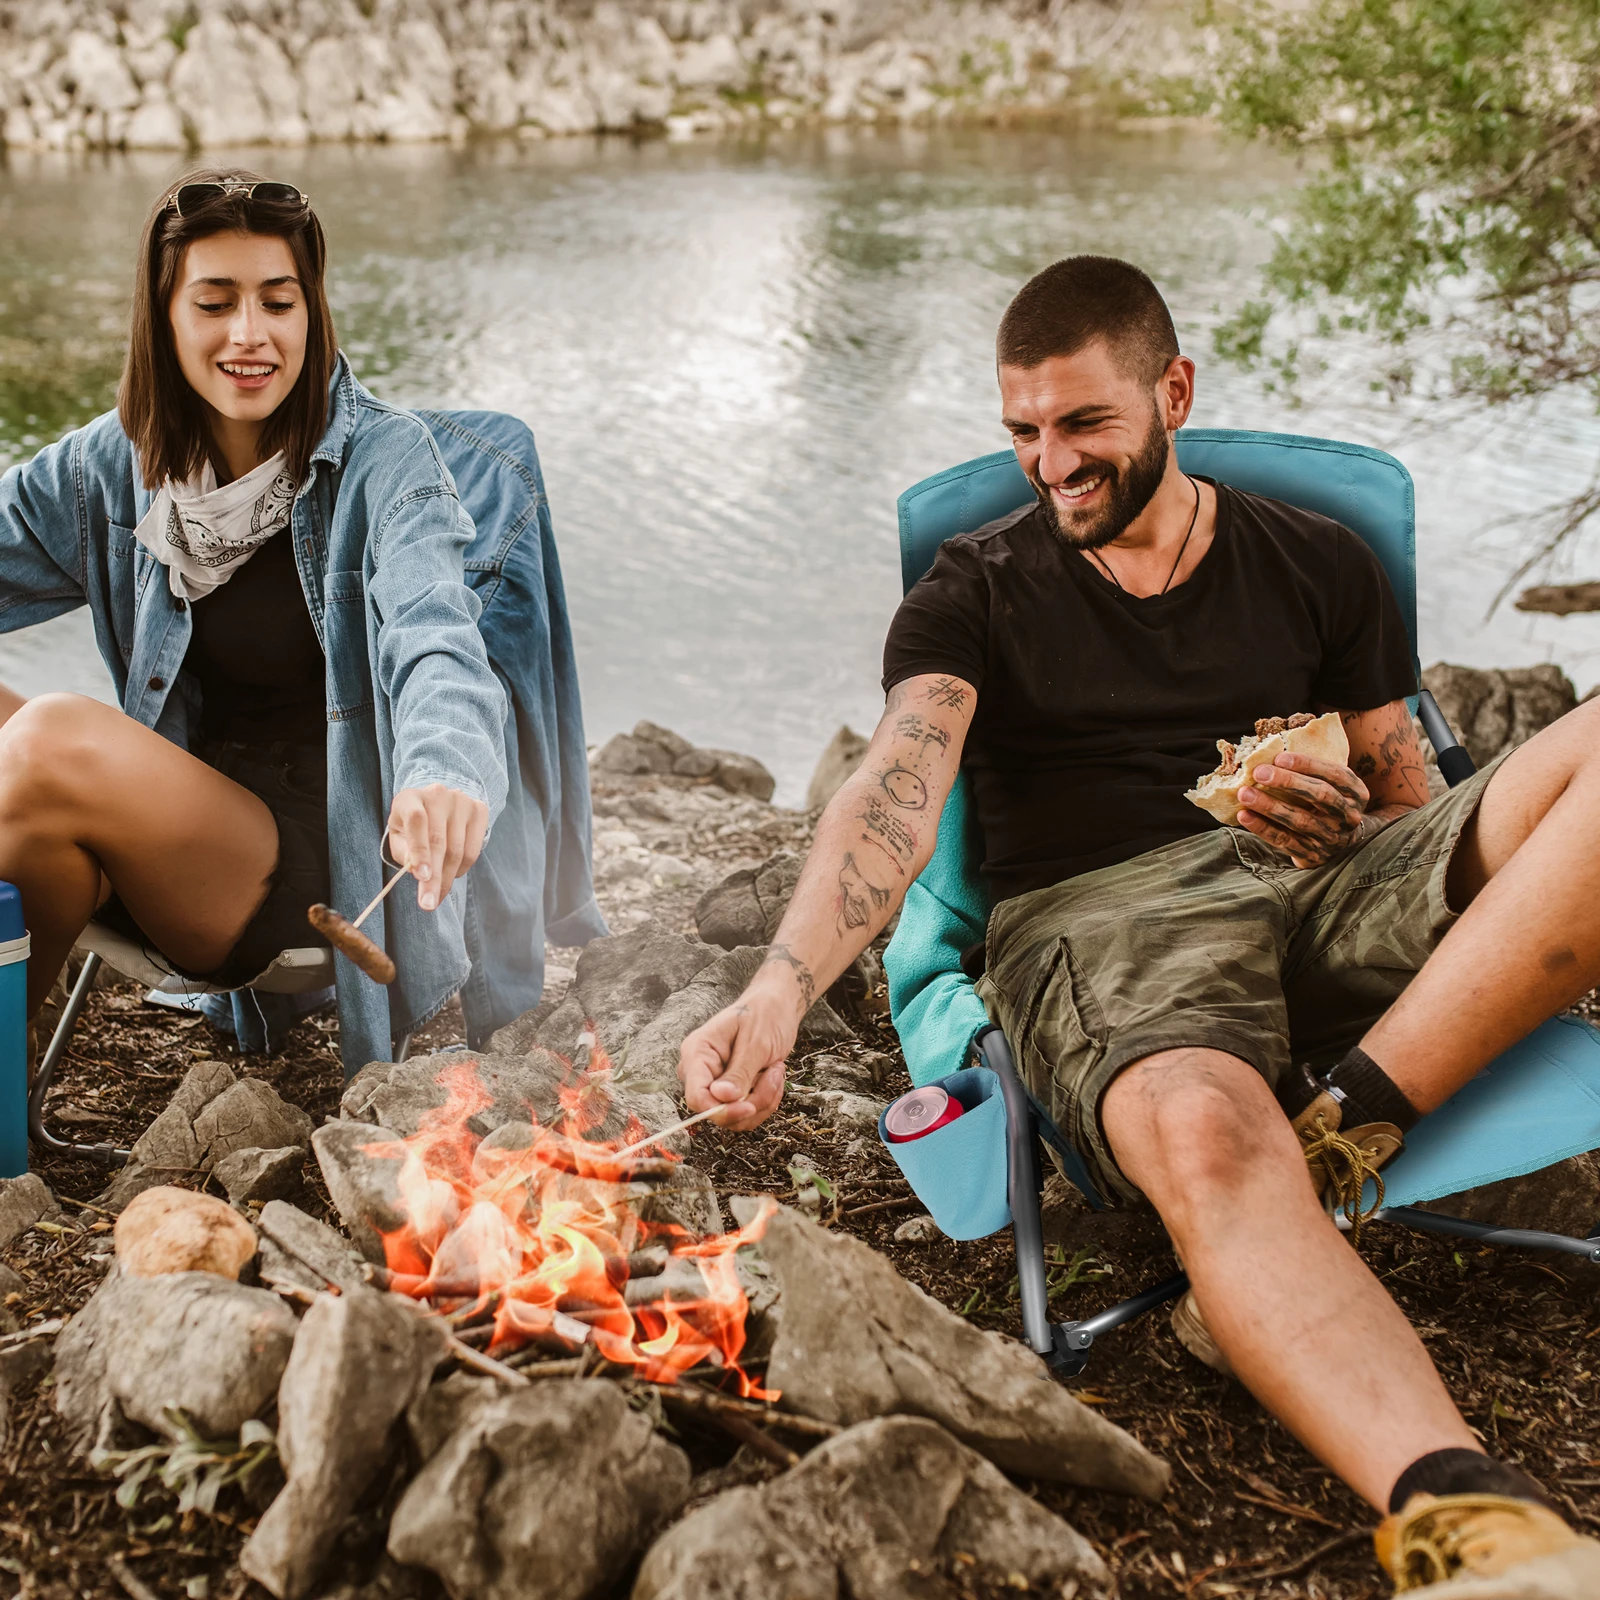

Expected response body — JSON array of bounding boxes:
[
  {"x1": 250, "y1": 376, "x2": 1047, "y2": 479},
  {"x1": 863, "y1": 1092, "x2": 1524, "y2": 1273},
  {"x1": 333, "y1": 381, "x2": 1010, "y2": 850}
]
[{"x1": 0, "y1": 693, "x2": 117, "y2": 816}]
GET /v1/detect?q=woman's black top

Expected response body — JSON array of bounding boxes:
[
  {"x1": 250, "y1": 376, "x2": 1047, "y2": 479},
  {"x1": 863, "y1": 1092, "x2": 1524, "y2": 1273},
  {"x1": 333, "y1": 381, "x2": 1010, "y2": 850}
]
[{"x1": 185, "y1": 533, "x2": 326, "y2": 745}]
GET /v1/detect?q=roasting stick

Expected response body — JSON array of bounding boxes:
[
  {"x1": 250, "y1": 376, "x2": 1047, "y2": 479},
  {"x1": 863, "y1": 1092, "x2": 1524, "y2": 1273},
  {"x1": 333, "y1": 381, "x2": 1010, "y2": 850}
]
[
  {"x1": 609, "y1": 1106, "x2": 722, "y2": 1164},
  {"x1": 353, "y1": 861, "x2": 411, "y2": 930}
]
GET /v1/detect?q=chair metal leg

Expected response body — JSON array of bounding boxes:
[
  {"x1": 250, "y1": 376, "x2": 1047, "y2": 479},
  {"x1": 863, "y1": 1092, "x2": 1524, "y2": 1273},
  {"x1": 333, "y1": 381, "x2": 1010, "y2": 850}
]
[
  {"x1": 28, "y1": 952, "x2": 131, "y2": 1167},
  {"x1": 974, "y1": 1024, "x2": 1188, "y2": 1375},
  {"x1": 1376, "y1": 1205, "x2": 1600, "y2": 1265}
]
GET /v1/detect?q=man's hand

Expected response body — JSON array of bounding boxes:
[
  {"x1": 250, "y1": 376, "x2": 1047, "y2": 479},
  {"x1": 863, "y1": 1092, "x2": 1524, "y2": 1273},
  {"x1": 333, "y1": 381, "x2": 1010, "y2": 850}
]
[
  {"x1": 679, "y1": 970, "x2": 804, "y2": 1131},
  {"x1": 1237, "y1": 750, "x2": 1371, "y2": 868},
  {"x1": 386, "y1": 783, "x2": 489, "y2": 911}
]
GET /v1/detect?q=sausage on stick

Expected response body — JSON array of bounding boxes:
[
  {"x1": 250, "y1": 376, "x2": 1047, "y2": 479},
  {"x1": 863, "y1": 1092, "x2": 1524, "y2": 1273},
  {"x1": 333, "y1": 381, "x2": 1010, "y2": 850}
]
[{"x1": 308, "y1": 861, "x2": 409, "y2": 985}]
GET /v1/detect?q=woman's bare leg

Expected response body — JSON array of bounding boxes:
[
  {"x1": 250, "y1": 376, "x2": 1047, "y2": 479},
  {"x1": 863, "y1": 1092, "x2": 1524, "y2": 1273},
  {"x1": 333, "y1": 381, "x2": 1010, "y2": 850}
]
[{"x1": 0, "y1": 692, "x2": 279, "y2": 1014}]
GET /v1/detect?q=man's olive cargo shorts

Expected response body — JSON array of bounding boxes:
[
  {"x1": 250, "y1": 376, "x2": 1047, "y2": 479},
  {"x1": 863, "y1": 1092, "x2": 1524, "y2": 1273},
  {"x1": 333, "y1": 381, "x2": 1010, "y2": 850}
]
[{"x1": 976, "y1": 757, "x2": 1503, "y2": 1205}]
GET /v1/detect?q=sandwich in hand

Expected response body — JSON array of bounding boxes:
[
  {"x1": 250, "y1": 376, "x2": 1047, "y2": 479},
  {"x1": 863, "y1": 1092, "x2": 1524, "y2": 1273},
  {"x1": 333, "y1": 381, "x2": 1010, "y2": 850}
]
[{"x1": 1186, "y1": 711, "x2": 1349, "y2": 827}]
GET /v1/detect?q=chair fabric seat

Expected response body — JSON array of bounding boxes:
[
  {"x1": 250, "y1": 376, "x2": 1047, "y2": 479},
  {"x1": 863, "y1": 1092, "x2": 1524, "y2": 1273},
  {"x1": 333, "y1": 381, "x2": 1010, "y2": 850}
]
[
  {"x1": 76, "y1": 920, "x2": 335, "y2": 997},
  {"x1": 884, "y1": 430, "x2": 1600, "y2": 1227}
]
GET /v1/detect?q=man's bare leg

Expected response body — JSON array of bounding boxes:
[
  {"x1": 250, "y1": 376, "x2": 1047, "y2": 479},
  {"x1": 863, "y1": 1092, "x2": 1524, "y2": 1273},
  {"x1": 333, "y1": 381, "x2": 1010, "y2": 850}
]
[
  {"x1": 1361, "y1": 697, "x2": 1600, "y2": 1112},
  {"x1": 1102, "y1": 1046, "x2": 1479, "y2": 1509},
  {"x1": 0, "y1": 691, "x2": 278, "y2": 1014}
]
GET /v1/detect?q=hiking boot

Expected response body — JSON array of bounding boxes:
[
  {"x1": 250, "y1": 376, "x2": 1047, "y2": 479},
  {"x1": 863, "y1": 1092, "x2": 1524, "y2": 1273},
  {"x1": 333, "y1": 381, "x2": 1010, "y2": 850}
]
[
  {"x1": 1169, "y1": 1288, "x2": 1233, "y2": 1377},
  {"x1": 1376, "y1": 1493, "x2": 1600, "y2": 1594},
  {"x1": 1289, "y1": 1086, "x2": 1404, "y2": 1242}
]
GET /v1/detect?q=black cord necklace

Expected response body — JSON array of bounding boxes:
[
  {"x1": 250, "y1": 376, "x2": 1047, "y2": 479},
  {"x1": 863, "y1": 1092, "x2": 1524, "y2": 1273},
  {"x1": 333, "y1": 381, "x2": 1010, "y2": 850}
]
[{"x1": 1089, "y1": 474, "x2": 1201, "y2": 597}]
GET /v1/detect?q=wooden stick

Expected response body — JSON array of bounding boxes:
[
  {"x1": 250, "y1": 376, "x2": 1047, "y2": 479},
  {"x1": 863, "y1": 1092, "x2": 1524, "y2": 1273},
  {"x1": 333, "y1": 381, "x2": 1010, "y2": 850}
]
[
  {"x1": 631, "y1": 1380, "x2": 840, "y2": 1440},
  {"x1": 353, "y1": 862, "x2": 411, "y2": 931},
  {"x1": 841, "y1": 1195, "x2": 922, "y2": 1219},
  {"x1": 107, "y1": 1555, "x2": 164, "y2": 1600},
  {"x1": 610, "y1": 1107, "x2": 722, "y2": 1163},
  {"x1": 448, "y1": 1333, "x2": 531, "y2": 1387}
]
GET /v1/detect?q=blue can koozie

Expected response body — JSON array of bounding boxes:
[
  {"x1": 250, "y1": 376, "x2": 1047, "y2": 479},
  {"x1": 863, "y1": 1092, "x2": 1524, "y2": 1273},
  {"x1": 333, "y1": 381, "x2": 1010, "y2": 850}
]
[{"x1": 0, "y1": 883, "x2": 30, "y2": 1178}]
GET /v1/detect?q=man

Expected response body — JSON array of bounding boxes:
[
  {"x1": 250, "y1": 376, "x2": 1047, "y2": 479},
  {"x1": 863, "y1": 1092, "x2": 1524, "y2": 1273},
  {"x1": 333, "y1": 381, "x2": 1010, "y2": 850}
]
[{"x1": 678, "y1": 256, "x2": 1600, "y2": 1591}]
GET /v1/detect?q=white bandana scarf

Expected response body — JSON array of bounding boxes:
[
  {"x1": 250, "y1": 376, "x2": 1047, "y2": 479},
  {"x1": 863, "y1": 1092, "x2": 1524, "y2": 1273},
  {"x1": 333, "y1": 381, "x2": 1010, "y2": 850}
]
[{"x1": 133, "y1": 451, "x2": 298, "y2": 601}]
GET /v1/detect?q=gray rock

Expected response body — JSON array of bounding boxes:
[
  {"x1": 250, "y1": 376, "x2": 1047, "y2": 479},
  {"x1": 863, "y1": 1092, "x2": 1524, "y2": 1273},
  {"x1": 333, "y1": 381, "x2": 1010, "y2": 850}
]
[
  {"x1": 699, "y1": 749, "x2": 776, "y2": 801},
  {"x1": 407, "y1": 1372, "x2": 501, "y2": 1464},
  {"x1": 1421, "y1": 1151, "x2": 1600, "y2": 1241},
  {"x1": 387, "y1": 1380, "x2": 690, "y2": 1600},
  {"x1": 758, "y1": 1205, "x2": 1169, "y2": 1499},
  {"x1": 0, "y1": 1262, "x2": 23, "y2": 1298},
  {"x1": 595, "y1": 733, "x2": 661, "y2": 776},
  {"x1": 341, "y1": 1047, "x2": 671, "y2": 1144},
  {"x1": 794, "y1": 1088, "x2": 888, "y2": 1132},
  {"x1": 101, "y1": 1059, "x2": 236, "y2": 1210},
  {"x1": 793, "y1": 1054, "x2": 880, "y2": 1095},
  {"x1": 570, "y1": 920, "x2": 718, "y2": 1060},
  {"x1": 634, "y1": 1162, "x2": 724, "y2": 1238},
  {"x1": 634, "y1": 1415, "x2": 1110, "y2": 1600},
  {"x1": 531, "y1": 990, "x2": 590, "y2": 1056},
  {"x1": 256, "y1": 1200, "x2": 370, "y2": 1294},
  {"x1": 893, "y1": 1214, "x2": 942, "y2": 1243},
  {"x1": 213, "y1": 1146, "x2": 307, "y2": 1206},
  {"x1": 0, "y1": 1173, "x2": 59, "y2": 1251},
  {"x1": 1422, "y1": 662, "x2": 1577, "y2": 770},
  {"x1": 694, "y1": 854, "x2": 803, "y2": 949},
  {"x1": 241, "y1": 1287, "x2": 449, "y2": 1600},
  {"x1": 805, "y1": 724, "x2": 870, "y2": 812},
  {"x1": 620, "y1": 944, "x2": 855, "y2": 1094},
  {"x1": 312, "y1": 1122, "x2": 415, "y2": 1263},
  {"x1": 193, "y1": 1079, "x2": 315, "y2": 1167},
  {"x1": 54, "y1": 1269, "x2": 297, "y2": 1444}
]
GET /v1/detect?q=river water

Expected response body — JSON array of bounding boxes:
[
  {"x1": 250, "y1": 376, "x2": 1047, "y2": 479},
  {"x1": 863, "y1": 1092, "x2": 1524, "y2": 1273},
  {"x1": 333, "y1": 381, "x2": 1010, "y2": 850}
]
[{"x1": 3, "y1": 130, "x2": 1597, "y2": 803}]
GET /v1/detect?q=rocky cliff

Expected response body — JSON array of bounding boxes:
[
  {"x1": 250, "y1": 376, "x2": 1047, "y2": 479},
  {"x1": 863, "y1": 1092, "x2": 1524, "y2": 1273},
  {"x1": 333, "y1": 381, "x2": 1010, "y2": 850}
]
[{"x1": 0, "y1": 0, "x2": 1222, "y2": 151}]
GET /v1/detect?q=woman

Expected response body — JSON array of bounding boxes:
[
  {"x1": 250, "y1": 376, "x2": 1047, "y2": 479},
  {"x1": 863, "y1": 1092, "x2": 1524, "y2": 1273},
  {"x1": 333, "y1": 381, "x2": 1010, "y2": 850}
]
[{"x1": 0, "y1": 168, "x2": 602, "y2": 1069}]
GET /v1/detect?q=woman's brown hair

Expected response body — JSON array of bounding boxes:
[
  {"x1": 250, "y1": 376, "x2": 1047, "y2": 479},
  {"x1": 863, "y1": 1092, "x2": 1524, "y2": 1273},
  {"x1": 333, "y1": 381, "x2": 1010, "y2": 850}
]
[{"x1": 118, "y1": 165, "x2": 338, "y2": 490}]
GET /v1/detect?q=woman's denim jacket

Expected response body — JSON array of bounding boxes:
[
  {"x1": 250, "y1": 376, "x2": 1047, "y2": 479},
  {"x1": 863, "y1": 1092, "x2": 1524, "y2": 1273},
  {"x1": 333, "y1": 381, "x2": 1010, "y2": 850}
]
[{"x1": 0, "y1": 356, "x2": 605, "y2": 1070}]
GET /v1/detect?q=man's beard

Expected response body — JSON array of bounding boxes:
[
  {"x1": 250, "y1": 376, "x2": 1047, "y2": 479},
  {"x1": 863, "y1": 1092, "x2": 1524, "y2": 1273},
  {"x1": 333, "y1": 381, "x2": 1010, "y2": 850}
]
[{"x1": 1030, "y1": 408, "x2": 1171, "y2": 552}]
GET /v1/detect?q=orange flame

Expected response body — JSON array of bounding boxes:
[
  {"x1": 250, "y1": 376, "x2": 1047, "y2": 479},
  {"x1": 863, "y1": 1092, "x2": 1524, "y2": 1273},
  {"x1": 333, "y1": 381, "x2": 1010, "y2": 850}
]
[{"x1": 363, "y1": 1051, "x2": 777, "y2": 1397}]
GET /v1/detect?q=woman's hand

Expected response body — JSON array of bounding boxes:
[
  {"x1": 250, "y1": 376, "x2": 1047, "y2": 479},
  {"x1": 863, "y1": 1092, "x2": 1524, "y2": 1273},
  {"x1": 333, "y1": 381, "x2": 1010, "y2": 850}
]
[{"x1": 385, "y1": 783, "x2": 489, "y2": 910}]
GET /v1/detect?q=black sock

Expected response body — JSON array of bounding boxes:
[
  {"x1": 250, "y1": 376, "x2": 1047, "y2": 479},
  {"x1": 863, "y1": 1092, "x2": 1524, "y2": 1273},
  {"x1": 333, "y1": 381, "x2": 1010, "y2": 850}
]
[
  {"x1": 1389, "y1": 1448, "x2": 1555, "y2": 1514},
  {"x1": 1326, "y1": 1045, "x2": 1421, "y2": 1134}
]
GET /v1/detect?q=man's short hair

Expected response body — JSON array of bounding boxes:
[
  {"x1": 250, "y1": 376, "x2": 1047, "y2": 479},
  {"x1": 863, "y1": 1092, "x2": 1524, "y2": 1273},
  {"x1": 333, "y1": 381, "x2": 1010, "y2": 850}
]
[{"x1": 997, "y1": 256, "x2": 1179, "y2": 386}]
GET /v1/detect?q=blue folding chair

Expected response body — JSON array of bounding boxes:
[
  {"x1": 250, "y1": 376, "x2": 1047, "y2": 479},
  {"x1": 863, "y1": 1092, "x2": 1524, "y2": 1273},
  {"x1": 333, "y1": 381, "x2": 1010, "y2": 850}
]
[{"x1": 880, "y1": 430, "x2": 1600, "y2": 1374}]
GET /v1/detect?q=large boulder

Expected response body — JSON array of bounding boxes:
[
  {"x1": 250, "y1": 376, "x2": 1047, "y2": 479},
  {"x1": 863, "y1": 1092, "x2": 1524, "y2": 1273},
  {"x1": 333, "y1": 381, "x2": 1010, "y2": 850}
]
[
  {"x1": 192, "y1": 1078, "x2": 314, "y2": 1166},
  {"x1": 387, "y1": 1380, "x2": 690, "y2": 1600},
  {"x1": 594, "y1": 722, "x2": 775, "y2": 801},
  {"x1": 805, "y1": 725, "x2": 870, "y2": 812},
  {"x1": 54, "y1": 1270, "x2": 297, "y2": 1444},
  {"x1": 693, "y1": 854, "x2": 803, "y2": 950},
  {"x1": 567, "y1": 920, "x2": 718, "y2": 1059},
  {"x1": 635, "y1": 1415, "x2": 1110, "y2": 1600},
  {"x1": 241, "y1": 1288, "x2": 448, "y2": 1599},
  {"x1": 1421, "y1": 663, "x2": 1577, "y2": 775},
  {"x1": 755, "y1": 1205, "x2": 1169, "y2": 1499}
]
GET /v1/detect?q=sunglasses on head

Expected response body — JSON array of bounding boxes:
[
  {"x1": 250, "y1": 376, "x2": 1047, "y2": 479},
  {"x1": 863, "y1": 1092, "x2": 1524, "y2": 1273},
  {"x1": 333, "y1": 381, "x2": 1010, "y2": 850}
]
[{"x1": 165, "y1": 180, "x2": 310, "y2": 218}]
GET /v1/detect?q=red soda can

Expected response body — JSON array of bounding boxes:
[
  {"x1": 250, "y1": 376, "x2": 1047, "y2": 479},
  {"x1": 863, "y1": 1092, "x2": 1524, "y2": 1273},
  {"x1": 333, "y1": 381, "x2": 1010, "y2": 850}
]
[{"x1": 884, "y1": 1085, "x2": 964, "y2": 1143}]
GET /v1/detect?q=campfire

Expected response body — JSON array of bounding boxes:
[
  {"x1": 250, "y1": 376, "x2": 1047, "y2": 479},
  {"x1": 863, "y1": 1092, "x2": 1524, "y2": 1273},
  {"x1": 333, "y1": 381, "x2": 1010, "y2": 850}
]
[{"x1": 363, "y1": 1052, "x2": 777, "y2": 1396}]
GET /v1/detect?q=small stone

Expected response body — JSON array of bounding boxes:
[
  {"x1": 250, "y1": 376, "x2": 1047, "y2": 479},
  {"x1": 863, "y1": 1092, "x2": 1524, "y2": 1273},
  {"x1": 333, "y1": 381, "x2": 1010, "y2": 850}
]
[
  {"x1": 115, "y1": 1186, "x2": 258, "y2": 1279},
  {"x1": 241, "y1": 1288, "x2": 449, "y2": 1600},
  {"x1": 388, "y1": 1380, "x2": 690, "y2": 1600},
  {"x1": 102, "y1": 1059, "x2": 236, "y2": 1210},
  {"x1": 0, "y1": 1334, "x2": 55, "y2": 1453},
  {"x1": 193, "y1": 1079, "x2": 315, "y2": 1167},
  {"x1": 0, "y1": 1173, "x2": 58, "y2": 1251},
  {"x1": 893, "y1": 1213, "x2": 942, "y2": 1243},
  {"x1": 804, "y1": 1089, "x2": 888, "y2": 1132},
  {"x1": 55, "y1": 1270, "x2": 298, "y2": 1444},
  {"x1": 213, "y1": 1146, "x2": 306, "y2": 1206},
  {"x1": 311, "y1": 1122, "x2": 414, "y2": 1263},
  {"x1": 256, "y1": 1201, "x2": 369, "y2": 1294}
]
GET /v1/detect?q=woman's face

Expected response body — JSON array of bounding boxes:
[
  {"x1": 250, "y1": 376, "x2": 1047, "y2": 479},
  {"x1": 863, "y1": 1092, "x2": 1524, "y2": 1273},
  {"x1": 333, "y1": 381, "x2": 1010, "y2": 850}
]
[{"x1": 168, "y1": 230, "x2": 308, "y2": 429}]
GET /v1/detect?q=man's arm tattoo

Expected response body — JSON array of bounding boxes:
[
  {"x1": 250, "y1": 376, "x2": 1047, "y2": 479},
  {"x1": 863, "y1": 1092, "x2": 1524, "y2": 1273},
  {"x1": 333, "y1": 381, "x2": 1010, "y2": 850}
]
[
  {"x1": 879, "y1": 764, "x2": 929, "y2": 810},
  {"x1": 837, "y1": 851, "x2": 893, "y2": 935},
  {"x1": 762, "y1": 944, "x2": 816, "y2": 1010},
  {"x1": 924, "y1": 676, "x2": 970, "y2": 712},
  {"x1": 893, "y1": 714, "x2": 951, "y2": 759},
  {"x1": 859, "y1": 795, "x2": 919, "y2": 868}
]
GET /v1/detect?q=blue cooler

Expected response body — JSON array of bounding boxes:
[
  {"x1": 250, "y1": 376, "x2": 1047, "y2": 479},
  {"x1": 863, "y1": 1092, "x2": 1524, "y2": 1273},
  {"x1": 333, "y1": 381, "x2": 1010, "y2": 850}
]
[{"x1": 0, "y1": 883, "x2": 28, "y2": 1177}]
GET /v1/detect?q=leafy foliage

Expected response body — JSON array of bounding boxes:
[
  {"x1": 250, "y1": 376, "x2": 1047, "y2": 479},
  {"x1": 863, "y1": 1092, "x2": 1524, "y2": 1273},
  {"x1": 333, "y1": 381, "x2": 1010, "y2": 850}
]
[
  {"x1": 1210, "y1": 0, "x2": 1600, "y2": 572},
  {"x1": 91, "y1": 1410, "x2": 278, "y2": 1522}
]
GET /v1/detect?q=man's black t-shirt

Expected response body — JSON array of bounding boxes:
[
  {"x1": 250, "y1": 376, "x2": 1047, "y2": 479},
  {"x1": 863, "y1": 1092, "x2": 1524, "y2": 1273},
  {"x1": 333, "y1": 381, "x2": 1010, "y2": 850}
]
[{"x1": 881, "y1": 480, "x2": 1418, "y2": 902}]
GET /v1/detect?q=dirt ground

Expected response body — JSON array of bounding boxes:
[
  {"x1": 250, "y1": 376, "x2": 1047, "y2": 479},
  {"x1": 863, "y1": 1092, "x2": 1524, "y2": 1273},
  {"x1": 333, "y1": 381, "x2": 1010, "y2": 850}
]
[{"x1": 3, "y1": 973, "x2": 1597, "y2": 1600}]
